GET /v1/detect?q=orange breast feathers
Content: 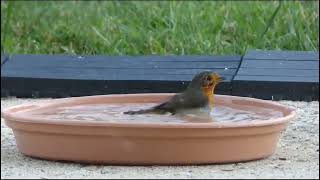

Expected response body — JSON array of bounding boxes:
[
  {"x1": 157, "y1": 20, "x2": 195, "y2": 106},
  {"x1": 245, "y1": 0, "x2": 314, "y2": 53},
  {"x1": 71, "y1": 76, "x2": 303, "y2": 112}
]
[{"x1": 202, "y1": 85, "x2": 216, "y2": 108}]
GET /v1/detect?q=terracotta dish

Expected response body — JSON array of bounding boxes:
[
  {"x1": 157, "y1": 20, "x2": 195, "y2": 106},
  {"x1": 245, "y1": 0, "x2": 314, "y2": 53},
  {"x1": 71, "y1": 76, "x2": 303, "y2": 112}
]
[{"x1": 1, "y1": 93, "x2": 295, "y2": 165}]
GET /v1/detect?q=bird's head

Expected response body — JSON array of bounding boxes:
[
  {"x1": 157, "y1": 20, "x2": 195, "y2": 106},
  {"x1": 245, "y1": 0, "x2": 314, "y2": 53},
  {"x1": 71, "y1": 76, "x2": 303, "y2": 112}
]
[
  {"x1": 186, "y1": 71, "x2": 224, "y2": 108},
  {"x1": 188, "y1": 71, "x2": 224, "y2": 91}
]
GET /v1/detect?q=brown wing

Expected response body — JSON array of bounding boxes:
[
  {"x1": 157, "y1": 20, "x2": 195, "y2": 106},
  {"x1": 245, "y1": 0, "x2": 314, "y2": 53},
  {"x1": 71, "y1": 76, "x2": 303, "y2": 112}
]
[{"x1": 153, "y1": 91, "x2": 208, "y2": 114}]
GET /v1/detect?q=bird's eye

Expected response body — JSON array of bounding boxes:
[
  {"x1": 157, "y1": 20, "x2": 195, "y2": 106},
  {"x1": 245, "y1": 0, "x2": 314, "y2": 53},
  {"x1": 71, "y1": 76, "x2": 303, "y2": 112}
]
[{"x1": 206, "y1": 76, "x2": 212, "y2": 81}]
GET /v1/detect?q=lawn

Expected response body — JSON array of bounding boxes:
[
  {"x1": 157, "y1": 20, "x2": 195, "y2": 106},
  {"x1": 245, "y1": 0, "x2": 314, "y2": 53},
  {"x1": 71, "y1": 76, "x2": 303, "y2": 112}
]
[{"x1": 1, "y1": 1, "x2": 319, "y2": 55}]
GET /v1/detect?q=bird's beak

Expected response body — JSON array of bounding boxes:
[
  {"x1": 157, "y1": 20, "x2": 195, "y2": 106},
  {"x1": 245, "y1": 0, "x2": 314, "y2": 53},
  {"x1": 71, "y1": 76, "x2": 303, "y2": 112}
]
[
  {"x1": 210, "y1": 73, "x2": 225, "y2": 85},
  {"x1": 219, "y1": 76, "x2": 226, "y2": 81},
  {"x1": 213, "y1": 73, "x2": 225, "y2": 81},
  {"x1": 216, "y1": 77, "x2": 224, "y2": 84}
]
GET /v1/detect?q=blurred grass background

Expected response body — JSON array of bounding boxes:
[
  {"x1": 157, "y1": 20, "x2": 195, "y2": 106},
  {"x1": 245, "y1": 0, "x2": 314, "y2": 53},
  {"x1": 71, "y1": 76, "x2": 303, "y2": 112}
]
[{"x1": 1, "y1": 1, "x2": 319, "y2": 55}]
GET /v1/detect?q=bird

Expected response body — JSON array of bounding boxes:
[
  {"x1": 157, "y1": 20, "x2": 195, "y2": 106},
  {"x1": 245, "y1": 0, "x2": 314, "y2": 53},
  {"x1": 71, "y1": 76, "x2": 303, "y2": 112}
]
[{"x1": 123, "y1": 71, "x2": 224, "y2": 117}]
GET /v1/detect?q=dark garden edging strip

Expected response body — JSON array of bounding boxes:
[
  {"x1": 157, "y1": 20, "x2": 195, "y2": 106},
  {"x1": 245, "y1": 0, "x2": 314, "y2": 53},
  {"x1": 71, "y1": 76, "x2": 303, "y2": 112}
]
[
  {"x1": 232, "y1": 50, "x2": 319, "y2": 101},
  {"x1": 1, "y1": 55, "x2": 240, "y2": 98},
  {"x1": 1, "y1": 50, "x2": 319, "y2": 101}
]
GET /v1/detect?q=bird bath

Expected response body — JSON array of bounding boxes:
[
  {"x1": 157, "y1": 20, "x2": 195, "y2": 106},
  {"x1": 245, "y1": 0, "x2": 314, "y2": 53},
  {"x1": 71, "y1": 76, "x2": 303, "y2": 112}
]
[{"x1": 1, "y1": 93, "x2": 295, "y2": 165}]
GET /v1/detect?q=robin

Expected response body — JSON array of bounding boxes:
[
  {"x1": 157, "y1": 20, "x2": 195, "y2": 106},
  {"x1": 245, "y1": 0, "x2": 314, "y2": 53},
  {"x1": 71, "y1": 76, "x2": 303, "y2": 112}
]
[{"x1": 124, "y1": 71, "x2": 224, "y2": 116}]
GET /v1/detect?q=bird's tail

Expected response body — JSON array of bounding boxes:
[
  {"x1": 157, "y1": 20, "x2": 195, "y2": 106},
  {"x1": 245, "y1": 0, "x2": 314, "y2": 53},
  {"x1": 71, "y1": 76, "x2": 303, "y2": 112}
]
[
  {"x1": 123, "y1": 108, "x2": 156, "y2": 115},
  {"x1": 123, "y1": 105, "x2": 170, "y2": 115}
]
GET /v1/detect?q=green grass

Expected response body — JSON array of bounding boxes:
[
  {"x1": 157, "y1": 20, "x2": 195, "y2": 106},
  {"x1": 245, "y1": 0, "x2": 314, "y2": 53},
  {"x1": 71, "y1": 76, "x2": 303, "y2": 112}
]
[{"x1": 1, "y1": 1, "x2": 319, "y2": 55}]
